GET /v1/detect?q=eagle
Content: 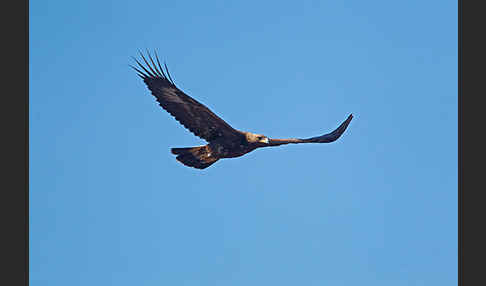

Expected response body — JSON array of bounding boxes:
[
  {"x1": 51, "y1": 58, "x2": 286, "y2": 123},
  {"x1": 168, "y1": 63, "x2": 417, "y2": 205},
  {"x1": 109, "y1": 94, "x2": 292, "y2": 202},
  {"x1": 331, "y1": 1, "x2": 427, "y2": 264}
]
[{"x1": 131, "y1": 51, "x2": 353, "y2": 169}]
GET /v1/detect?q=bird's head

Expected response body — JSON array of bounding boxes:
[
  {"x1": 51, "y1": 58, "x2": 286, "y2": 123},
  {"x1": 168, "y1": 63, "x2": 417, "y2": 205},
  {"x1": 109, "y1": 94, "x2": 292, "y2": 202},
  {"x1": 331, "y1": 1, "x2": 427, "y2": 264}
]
[{"x1": 246, "y1": 132, "x2": 270, "y2": 145}]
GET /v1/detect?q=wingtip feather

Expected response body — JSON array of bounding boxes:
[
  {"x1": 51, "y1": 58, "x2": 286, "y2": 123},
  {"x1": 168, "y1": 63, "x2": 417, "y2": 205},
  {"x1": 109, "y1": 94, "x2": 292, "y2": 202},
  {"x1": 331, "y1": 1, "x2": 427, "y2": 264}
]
[{"x1": 131, "y1": 50, "x2": 177, "y2": 87}]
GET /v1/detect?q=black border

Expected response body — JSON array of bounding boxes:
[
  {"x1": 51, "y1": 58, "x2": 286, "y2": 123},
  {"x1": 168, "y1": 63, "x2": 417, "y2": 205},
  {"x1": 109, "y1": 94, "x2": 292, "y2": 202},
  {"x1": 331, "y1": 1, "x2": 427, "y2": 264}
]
[
  {"x1": 460, "y1": 0, "x2": 485, "y2": 285},
  {"x1": 1, "y1": 0, "x2": 28, "y2": 285}
]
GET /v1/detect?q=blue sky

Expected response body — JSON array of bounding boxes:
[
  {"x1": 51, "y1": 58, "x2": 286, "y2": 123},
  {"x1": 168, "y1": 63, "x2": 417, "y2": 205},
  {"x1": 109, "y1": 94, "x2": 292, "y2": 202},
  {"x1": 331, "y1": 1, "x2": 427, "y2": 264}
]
[{"x1": 30, "y1": 1, "x2": 457, "y2": 285}]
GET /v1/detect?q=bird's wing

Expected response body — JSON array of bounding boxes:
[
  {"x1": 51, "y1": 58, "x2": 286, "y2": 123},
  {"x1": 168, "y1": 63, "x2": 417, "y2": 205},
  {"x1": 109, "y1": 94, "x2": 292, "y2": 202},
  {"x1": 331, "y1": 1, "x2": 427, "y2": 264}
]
[
  {"x1": 132, "y1": 51, "x2": 243, "y2": 142},
  {"x1": 267, "y1": 114, "x2": 353, "y2": 146}
]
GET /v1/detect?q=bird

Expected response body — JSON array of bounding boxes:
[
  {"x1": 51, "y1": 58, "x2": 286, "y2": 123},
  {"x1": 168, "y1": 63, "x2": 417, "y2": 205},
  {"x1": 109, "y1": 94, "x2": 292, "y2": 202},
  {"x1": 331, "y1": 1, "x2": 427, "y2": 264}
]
[{"x1": 131, "y1": 51, "x2": 353, "y2": 169}]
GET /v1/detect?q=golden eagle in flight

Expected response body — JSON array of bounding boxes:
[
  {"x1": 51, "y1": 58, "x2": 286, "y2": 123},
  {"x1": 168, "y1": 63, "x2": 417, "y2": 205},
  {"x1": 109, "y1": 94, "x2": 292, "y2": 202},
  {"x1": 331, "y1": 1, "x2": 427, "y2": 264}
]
[{"x1": 132, "y1": 52, "x2": 353, "y2": 169}]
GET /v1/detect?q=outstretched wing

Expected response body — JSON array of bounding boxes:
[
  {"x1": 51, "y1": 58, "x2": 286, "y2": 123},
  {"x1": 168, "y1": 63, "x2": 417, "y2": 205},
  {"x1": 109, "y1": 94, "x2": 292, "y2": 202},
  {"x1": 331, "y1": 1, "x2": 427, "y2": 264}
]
[
  {"x1": 267, "y1": 114, "x2": 353, "y2": 146},
  {"x1": 131, "y1": 51, "x2": 243, "y2": 142}
]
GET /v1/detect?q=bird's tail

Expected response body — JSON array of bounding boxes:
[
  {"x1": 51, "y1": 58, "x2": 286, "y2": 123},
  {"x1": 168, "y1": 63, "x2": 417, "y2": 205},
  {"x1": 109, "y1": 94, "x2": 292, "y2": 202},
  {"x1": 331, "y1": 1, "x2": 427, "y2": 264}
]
[{"x1": 171, "y1": 145, "x2": 219, "y2": 169}]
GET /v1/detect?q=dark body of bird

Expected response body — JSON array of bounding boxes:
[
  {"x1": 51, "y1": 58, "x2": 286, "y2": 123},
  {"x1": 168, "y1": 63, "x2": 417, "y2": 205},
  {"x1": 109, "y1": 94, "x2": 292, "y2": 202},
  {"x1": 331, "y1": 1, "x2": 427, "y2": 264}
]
[{"x1": 132, "y1": 51, "x2": 353, "y2": 169}]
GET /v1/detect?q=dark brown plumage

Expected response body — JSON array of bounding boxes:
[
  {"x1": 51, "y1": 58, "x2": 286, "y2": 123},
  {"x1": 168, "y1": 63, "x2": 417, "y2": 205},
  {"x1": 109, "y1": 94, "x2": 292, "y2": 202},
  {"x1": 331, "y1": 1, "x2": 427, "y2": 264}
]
[{"x1": 132, "y1": 51, "x2": 353, "y2": 169}]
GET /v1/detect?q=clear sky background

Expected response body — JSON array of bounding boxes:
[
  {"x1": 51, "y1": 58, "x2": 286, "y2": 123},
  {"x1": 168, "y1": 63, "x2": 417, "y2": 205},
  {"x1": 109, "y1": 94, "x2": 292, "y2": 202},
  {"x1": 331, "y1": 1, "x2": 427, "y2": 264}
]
[{"x1": 30, "y1": 1, "x2": 457, "y2": 285}]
